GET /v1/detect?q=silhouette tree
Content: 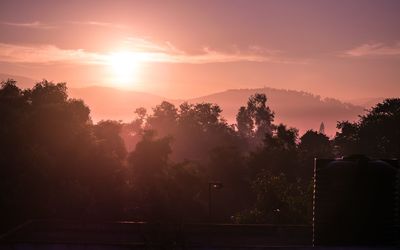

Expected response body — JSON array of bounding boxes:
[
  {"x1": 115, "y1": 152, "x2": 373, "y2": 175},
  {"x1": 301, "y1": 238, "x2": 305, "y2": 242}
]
[
  {"x1": 0, "y1": 80, "x2": 127, "y2": 231},
  {"x1": 127, "y1": 130, "x2": 172, "y2": 220},
  {"x1": 249, "y1": 124, "x2": 298, "y2": 179},
  {"x1": 335, "y1": 121, "x2": 360, "y2": 155},
  {"x1": 4, "y1": 79, "x2": 396, "y2": 228},
  {"x1": 247, "y1": 93, "x2": 274, "y2": 139},
  {"x1": 298, "y1": 130, "x2": 333, "y2": 180},
  {"x1": 120, "y1": 107, "x2": 147, "y2": 152},
  {"x1": 335, "y1": 98, "x2": 400, "y2": 158},
  {"x1": 206, "y1": 146, "x2": 252, "y2": 221},
  {"x1": 172, "y1": 102, "x2": 239, "y2": 162},
  {"x1": 233, "y1": 170, "x2": 310, "y2": 224},
  {"x1": 94, "y1": 120, "x2": 127, "y2": 161},
  {"x1": 319, "y1": 122, "x2": 325, "y2": 134},
  {"x1": 236, "y1": 106, "x2": 254, "y2": 138},
  {"x1": 237, "y1": 93, "x2": 274, "y2": 148},
  {"x1": 127, "y1": 130, "x2": 204, "y2": 221},
  {"x1": 146, "y1": 101, "x2": 178, "y2": 138},
  {"x1": 299, "y1": 130, "x2": 331, "y2": 157}
]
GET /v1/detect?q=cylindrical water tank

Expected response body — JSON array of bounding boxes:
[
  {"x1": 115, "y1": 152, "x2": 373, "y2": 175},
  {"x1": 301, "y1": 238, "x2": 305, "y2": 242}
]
[{"x1": 313, "y1": 155, "x2": 399, "y2": 246}]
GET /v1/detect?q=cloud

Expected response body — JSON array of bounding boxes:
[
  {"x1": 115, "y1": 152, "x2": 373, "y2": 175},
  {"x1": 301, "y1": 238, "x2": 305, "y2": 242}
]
[
  {"x1": 2, "y1": 20, "x2": 126, "y2": 30},
  {"x1": 0, "y1": 39, "x2": 302, "y2": 65},
  {"x1": 69, "y1": 21, "x2": 126, "y2": 29},
  {"x1": 1, "y1": 21, "x2": 56, "y2": 29},
  {"x1": 0, "y1": 43, "x2": 105, "y2": 64},
  {"x1": 121, "y1": 38, "x2": 284, "y2": 63},
  {"x1": 161, "y1": 47, "x2": 279, "y2": 64},
  {"x1": 343, "y1": 42, "x2": 400, "y2": 57}
]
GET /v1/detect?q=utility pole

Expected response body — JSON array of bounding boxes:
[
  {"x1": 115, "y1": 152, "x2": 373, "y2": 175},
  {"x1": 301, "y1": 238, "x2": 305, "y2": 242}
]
[{"x1": 208, "y1": 182, "x2": 223, "y2": 221}]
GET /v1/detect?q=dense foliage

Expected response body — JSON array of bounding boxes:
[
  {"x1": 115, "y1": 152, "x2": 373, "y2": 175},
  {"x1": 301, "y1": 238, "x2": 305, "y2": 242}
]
[{"x1": 1, "y1": 79, "x2": 399, "y2": 232}]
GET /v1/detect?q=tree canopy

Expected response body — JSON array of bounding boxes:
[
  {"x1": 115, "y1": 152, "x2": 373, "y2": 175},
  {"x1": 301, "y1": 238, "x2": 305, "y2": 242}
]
[{"x1": 1, "y1": 79, "x2": 398, "y2": 232}]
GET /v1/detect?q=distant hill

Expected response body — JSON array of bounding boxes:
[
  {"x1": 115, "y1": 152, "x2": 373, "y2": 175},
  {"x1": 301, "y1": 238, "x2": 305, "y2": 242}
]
[
  {"x1": 346, "y1": 97, "x2": 386, "y2": 110},
  {"x1": 188, "y1": 88, "x2": 365, "y2": 137},
  {"x1": 68, "y1": 86, "x2": 365, "y2": 137}
]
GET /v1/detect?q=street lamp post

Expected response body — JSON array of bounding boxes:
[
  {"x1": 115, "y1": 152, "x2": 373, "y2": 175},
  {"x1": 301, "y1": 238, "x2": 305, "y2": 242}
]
[{"x1": 208, "y1": 181, "x2": 223, "y2": 221}]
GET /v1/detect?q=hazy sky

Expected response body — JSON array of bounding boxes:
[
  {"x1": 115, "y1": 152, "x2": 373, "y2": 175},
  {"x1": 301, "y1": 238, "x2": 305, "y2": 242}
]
[{"x1": 0, "y1": 0, "x2": 399, "y2": 100}]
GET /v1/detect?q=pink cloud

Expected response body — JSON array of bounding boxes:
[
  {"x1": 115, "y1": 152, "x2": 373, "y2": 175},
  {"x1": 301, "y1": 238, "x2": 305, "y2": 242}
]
[
  {"x1": 1, "y1": 21, "x2": 56, "y2": 29},
  {"x1": 344, "y1": 42, "x2": 400, "y2": 57},
  {"x1": 0, "y1": 43, "x2": 105, "y2": 64},
  {"x1": 69, "y1": 21, "x2": 127, "y2": 29},
  {"x1": 0, "y1": 39, "x2": 304, "y2": 65}
]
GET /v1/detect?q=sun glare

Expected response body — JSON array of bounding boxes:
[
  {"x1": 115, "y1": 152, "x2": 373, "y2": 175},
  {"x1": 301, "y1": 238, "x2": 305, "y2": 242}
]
[{"x1": 108, "y1": 51, "x2": 140, "y2": 87}]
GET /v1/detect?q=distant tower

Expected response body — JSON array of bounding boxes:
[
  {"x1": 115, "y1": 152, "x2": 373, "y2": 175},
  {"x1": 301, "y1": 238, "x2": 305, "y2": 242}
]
[{"x1": 319, "y1": 122, "x2": 325, "y2": 134}]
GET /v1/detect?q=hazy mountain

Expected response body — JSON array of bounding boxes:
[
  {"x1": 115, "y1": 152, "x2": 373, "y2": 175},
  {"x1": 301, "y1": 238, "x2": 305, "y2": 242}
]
[
  {"x1": 188, "y1": 88, "x2": 365, "y2": 137},
  {"x1": 346, "y1": 97, "x2": 386, "y2": 109},
  {"x1": 68, "y1": 86, "x2": 365, "y2": 137}
]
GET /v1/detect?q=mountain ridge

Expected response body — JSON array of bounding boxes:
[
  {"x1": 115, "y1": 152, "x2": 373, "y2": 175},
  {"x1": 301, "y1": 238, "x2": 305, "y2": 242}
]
[{"x1": 186, "y1": 87, "x2": 364, "y2": 136}]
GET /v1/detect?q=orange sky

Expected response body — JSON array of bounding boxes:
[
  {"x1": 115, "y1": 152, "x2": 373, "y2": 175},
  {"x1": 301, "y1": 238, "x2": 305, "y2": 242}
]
[{"x1": 1, "y1": 0, "x2": 400, "y2": 100}]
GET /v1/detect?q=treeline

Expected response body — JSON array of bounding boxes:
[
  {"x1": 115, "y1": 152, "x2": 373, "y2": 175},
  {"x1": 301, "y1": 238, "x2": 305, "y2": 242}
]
[{"x1": 1, "y1": 80, "x2": 399, "y2": 232}]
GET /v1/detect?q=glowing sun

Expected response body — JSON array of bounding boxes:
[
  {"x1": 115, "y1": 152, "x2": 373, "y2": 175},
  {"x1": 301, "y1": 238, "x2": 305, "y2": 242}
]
[{"x1": 108, "y1": 51, "x2": 140, "y2": 86}]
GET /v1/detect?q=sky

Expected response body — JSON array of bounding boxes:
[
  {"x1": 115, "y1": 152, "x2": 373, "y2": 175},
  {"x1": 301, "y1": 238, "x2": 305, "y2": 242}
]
[{"x1": 0, "y1": 0, "x2": 400, "y2": 100}]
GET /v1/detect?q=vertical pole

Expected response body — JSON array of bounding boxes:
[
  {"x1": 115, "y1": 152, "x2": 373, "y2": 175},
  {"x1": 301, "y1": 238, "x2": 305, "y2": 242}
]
[
  {"x1": 313, "y1": 157, "x2": 317, "y2": 247},
  {"x1": 208, "y1": 183, "x2": 212, "y2": 220}
]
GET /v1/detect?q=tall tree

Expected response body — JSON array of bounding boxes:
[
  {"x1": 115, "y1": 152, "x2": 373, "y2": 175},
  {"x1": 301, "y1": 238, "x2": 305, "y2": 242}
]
[
  {"x1": 318, "y1": 122, "x2": 325, "y2": 134},
  {"x1": 236, "y1": 106, "x2": 254, "y2": 138},
  {"x1": 236, "y1": 93, "x2": 274, "y2": 147}
]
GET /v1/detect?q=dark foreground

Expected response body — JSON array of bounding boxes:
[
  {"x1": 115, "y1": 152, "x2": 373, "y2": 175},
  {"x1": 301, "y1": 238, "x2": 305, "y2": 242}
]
[{"x1": 0, "y1": 220, "x2": 398, "y2": 249}]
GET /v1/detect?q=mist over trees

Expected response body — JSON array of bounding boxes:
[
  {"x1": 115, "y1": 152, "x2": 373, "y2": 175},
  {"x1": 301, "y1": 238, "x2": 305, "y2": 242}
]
[{"x1": 1, "y1": 79, "x2": 399, "y2": 232}]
